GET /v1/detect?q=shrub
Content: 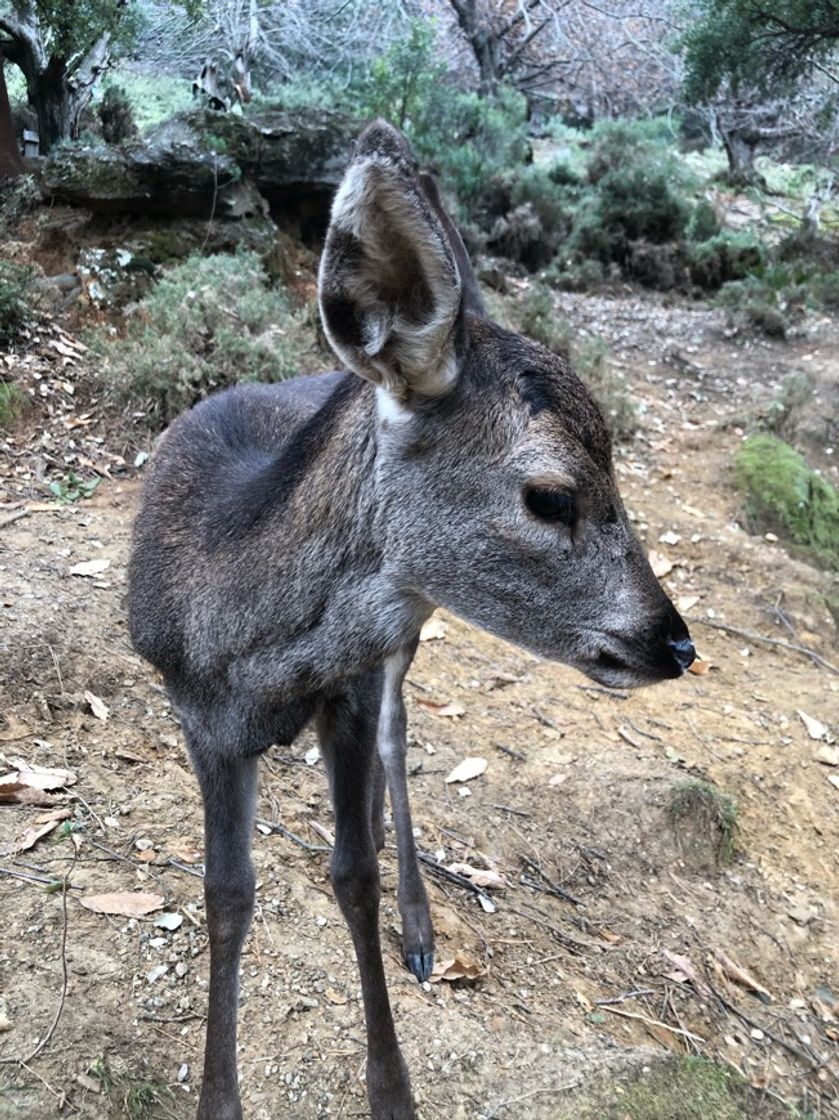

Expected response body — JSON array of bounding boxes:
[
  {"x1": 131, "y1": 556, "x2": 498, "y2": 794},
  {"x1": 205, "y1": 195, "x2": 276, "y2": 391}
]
[
  {"x1": 0, "y1": 174, "x2": 40, "y2": 236},
  {"x1": 685, "y1": 199, "x2": 721, "y2": 242},
  {"x1": 688, "y1": 231, "x2": 766, "y2": 290},
  {"x1": 99, "y1": 85, "x2": 138, "y2": 145},
  {"x1": 717, "y1": 262, "x2": 811, "y2": 337},
  {"x1": 736, "y1": 433, "x2": 839, "y2": 569},
  {"x1": 514, "y1": 284, "x2": 572, "y2": 354},
  {"x1": 0, "y1": 380, "x2": 27, "y2": 426},
  {"x1": 96, "y1": 250, "x2": 310, "y2": 426},
  {"x1": 0, "y1": 260, "x2": 36, "y2": 347}
]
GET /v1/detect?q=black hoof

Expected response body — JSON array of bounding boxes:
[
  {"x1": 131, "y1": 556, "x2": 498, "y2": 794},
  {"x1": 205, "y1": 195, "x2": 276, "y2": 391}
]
[{"x1": 405, "y1": 949, "x2": 434, "y2": 982}]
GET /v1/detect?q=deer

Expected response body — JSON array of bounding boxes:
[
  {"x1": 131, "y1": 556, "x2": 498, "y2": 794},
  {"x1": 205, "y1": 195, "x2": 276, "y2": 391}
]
[{"x1": 128, "y1": 119, "x2": 696, "y2": 1120}]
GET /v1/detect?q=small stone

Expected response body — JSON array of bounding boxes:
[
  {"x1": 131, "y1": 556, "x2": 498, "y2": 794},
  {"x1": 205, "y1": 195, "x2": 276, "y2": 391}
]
[
  {"x1": 147, "y1": 964, "x2": 169, "y2": 983},
  {"x1": 135, "y1": 836, "x2": 154, "y2": 851},
  {"x1": 177, "y1": 1063, "x2": 189, "y2": 1083},
  {"x1": 175, "y1": 962, "x2": 189, "y2": 978},
  {"x1": 764, "y1": 532, "x2": 778, "y2": 542},
  {"x1": 750, "y1": 1028, "x2": 765, "y2": 1041}
]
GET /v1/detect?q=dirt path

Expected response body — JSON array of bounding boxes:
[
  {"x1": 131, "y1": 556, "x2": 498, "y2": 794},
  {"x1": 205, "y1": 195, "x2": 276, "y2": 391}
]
[{"x1": 0, "y1": 293, "x2": 836, "y2": 1119}]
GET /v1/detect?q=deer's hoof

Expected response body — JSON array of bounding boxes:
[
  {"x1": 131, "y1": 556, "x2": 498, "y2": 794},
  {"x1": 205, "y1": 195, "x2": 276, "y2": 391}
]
[{"x1": 405, "y1": 948, "x2": 434, "y2": 983}]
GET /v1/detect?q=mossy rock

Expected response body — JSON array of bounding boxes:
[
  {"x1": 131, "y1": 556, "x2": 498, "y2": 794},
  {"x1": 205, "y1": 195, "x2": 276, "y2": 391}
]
[{"x1": 736, "y1": 433, "x2": 839, "y2": 569}]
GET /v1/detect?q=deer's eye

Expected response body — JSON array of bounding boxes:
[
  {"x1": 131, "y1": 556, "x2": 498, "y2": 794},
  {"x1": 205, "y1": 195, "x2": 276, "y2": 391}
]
[{"x1": 525, "y1": 487, "x2": 576, "y2": 526}]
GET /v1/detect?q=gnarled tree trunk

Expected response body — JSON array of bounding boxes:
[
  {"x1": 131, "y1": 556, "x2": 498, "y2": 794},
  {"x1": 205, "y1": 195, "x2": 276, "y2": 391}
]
[{"x1": 0, "y1": 51, "x2": 24, "y2": 179}]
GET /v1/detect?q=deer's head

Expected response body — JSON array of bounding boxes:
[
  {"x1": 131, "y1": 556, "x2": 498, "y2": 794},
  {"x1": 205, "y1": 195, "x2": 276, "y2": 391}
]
[{"x1": 319, "y1": 121, "x2": 694, "y2": 688}]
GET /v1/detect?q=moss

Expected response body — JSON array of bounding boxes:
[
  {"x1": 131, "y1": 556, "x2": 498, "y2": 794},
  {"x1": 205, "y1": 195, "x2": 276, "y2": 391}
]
[
  {"x1": 557, "y1": 1057, "x2": 790, "y2": 1120},
  {"x1": 668, "y1": 780, "x2": 738, "y2": 868},
  {"x1": 736, "y1": 434, "x2": 839, "y2": 570}
]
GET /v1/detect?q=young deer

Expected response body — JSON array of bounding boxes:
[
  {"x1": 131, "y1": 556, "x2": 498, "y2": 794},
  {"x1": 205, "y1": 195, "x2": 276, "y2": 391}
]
[{"x1": 129, "y1": 120, "x2": 695, "y2": 1120}]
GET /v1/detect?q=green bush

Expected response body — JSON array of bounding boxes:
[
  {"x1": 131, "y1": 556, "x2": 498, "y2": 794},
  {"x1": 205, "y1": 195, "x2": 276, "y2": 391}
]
[
  {"x1": 717, "y1": 262, "x2": 811, "y2": 337},
  {"x1": 0, "y1": 260, "x2": 36, "y2": 347},
  {"x1": 688, "y1": 230, "x2": 766, "y2": 290},
  {"x1": 96, "y1": 250, "x2": 309, "y2": 426},
  {"x1": 685, "y1": 199, "x2": 721, "y2": 242},
  {"x1": 0, "y1": 380, "x2": 28, "y2": 426},
  {"x1": 736, "y1": 433, "x2": 839, "y2": 569}
]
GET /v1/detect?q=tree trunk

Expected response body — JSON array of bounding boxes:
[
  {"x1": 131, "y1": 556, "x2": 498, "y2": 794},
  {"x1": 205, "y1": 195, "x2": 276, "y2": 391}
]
[
  {"x1": 30, "y1": 56, "x2": 75, "y2": 154},
  {"x1": 0, "y1": 52, "x2": 24, "y2": 178},
  {"x1": 719, "y1": 126, "x2": 764, "y2": 188}
]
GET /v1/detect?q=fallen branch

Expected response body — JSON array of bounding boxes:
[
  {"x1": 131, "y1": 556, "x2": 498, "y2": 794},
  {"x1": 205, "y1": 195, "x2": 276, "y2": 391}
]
[
  {"x1": 600, "y1": 1003, "x2": 705, "y2": 1044},
  {"x1": 689, "y1": 617, "x2": 838, "y2": 675},
  {"x1": 256, "y1": 817, "x2": 331, "y2": 853},
  {"x1": 417, "y1": 849, "x2": 495, "y2": 909}
]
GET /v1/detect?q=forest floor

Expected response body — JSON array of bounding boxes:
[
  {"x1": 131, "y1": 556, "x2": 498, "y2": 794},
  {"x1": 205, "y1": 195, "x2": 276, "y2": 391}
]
[{"x1": 0, "y1": 246, "x2": 837, "y2": 1119}]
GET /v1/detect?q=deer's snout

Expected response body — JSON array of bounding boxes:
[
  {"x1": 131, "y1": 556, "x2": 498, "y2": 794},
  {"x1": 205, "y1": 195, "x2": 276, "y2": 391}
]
[{"x1": 659, "y1": 602, "x2": 695, "y2": 675}]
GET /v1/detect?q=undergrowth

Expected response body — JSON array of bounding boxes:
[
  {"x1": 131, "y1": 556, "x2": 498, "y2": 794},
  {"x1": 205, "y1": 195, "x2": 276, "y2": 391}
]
[
  {"x1": 736, "y1": 434, "x2": 839, "y2": 569},
  {"x1": 0, "y1": 260, "x2": 37, "y2": 348},
  {"x1": 94, "y1": 249, "x2": 311, "y2": 426}
]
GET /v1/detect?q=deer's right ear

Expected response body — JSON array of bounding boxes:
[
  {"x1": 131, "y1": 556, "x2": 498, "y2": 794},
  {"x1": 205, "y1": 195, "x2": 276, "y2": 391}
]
[{"x1": 318, "y1": 120, "x2": 463, "y2": 401}]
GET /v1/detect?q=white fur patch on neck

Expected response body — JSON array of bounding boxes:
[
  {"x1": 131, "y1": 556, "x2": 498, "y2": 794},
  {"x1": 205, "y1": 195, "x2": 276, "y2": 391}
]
[{"x1": 375, "y1": 386, "x2": 412, "y2": 426}]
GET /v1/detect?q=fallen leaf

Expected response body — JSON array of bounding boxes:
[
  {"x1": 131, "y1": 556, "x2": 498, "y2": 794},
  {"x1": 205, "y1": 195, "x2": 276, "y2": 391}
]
[
  {"x1": 483, "y1": 673, "x2": 524, "y2": 691},
  {"x1": 714, "y1": 950, "x2": 773, "y2": 1004},
  {"x1": 154, "y1": 911, "x2": 184, "y2": 931},
  {"x1": 445, "y1": 756, "x2": 487, "y2": 784},
  {"x1": 797, "y1": 710, "x2": 827, "y2": 741},
  {"x1": 677, "y1": 595, "x2": 700, "y2": 613},
  {"x1": 84, "y1": 690, "x2": 109, "y2": 722},
  {"x1": 548, "y1": 772, "x2": 567, "y2": 787},
  {"x1": 429, "y1": 952, "x2": 487, "y2": 983},
  {"x1": 0, "y1": 817, "x2": 64, "y2": 857},
  {"x1": 0, "y1": 715, "x2": 33, "y2": 742},
  {"x1": 445, "y1": 863, "x2": 507, "y2": 889},
  {"x1": 648, "y1": 549, "x2": 673, "y2": 578},
  {"x1": 815, "y1": 745, "x2": 839, "y2": 767},
  {"x1": 167, "y1": 840, "x2": 201, "y2": 864},
  {"x1": 0, "y1": 758, "x2": 77, "y2": 793},
  {"x1": 80, "y1": 891, "x2": 164, "y2": 918},
  {"x1": 417, "y1": 699, "x2": 466, "y2": 718},
  {"x1": 68, "y1": 558, "x2": 110, "y2": 577},
  {"x1": 688, "y1": 658, "x2": 711, "y2": 676},
  {"x1": 828, "y1": 774, "x2": 839, "y2": 792},
  {"x1": 324, "y1": 988, "x2": 348, "y2": 1005},
  {"x1": 662, "y1": 949, "x2": 711, "y2": 998},
  {"x1": 419, "y1": 617, "x2": 448, "y2": 641}
]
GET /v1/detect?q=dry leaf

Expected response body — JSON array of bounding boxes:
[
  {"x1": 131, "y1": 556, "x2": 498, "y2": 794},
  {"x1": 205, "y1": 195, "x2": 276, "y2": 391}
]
[
  {"x1": 648, "y1": 550, "x2": 673, "y2": 578},
  {"x1": 69, "y1": 558, "x2": 110, "y2": 577},
  {"x1": 548, "y1": 773, "x2": 567, "y2": 787},
  {"x1": 445, "y1": 756, "x2": 487, "y2": 784},
  {"x1": 677, "y1": 595, "x2": 700, "y2": 613},
  {"x1": 445, "y1": 862, "x2": 506, "y2": 889},
  {"x1": 419, "y1": 617, "x2": 448, "y2": 642},
  {"x1": 815, "y1": 745, "x2": 839, "y2": 767},
  {"x1": 688, "y1": 658, "x2": 711, "y2": 676},
  {"x1": 797, "y1": 710, "x2": 827, "y2": 741},
  {"x1": 0, "y1": 758, "x2": 77, "y2": 793},
  {"x1": 80, "y1": 891, "x2": 164, "y2": 917},
  {"x1": 662, "y1": 949, "x2": 711, "y2": 998},
  {"x1": 417, "y1": 699, "x2": 466, "y2": 718},
  {"x1": 83, "y1": 690, "x2": 109, "y2": 722},
  {"x1": 0, "y1": 817, "x2": 63, "y2": 857},
  {"x1": 429, "y1": 952, "x2": 487, "y2": 983},
  {"x1": 154, "y1": 912, "x2": 183, "y2": 931},
  {"x1": 714, "y1": 950, "x2": 773, "y2": 1003},
  {"x1": 0, "y1": 715, "x2": 33, "y2": 742}
]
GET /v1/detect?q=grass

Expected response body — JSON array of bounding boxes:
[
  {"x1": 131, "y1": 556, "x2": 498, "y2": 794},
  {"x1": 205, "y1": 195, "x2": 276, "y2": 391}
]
[
  {"x1": 0, "y1": 382, "x2": 27, "y2": 427},
  {"x1": 0, "y1": 260, "x2": 36, "y2": 348},
  {"x1": 736, "y1": 434, "x2": 839, "y2": 570},
  {"x1": 557, "y1": 1056, "x2": 792, "y2": 1120},
  {"x1": 667, "y1": 780, "x2": 738, "y2": 866}
]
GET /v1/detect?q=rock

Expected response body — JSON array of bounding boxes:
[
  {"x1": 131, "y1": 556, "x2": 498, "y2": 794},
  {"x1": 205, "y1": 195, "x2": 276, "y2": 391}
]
[{"x1": 42, "y1": 108, "x2": 356, "y2": 230}]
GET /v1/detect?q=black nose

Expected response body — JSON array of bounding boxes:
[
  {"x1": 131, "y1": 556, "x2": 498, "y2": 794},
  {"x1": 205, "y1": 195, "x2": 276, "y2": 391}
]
[{"x1": 669, "y1": 637, "x2": 696, "y2": 672}]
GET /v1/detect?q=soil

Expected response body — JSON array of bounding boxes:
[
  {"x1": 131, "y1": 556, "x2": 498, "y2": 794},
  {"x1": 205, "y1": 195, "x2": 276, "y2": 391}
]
[{"x1": 1, "y1": 255, "x2": 837, "y2": 1119}]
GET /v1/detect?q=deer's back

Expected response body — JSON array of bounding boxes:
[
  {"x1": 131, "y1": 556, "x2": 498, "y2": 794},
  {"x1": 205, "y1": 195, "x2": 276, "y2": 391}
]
[{"x1": 128, "y1": 371, "x2": 357, "y2": 692}]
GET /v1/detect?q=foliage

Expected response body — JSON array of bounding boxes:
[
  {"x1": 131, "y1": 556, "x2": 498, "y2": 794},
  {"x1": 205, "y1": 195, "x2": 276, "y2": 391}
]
[
  {"x1": 49, "y1": 471, "x2": 100, "y2": 504},
  {"x1": 28, "y1": 1, "x2": 145, "y2": 62},
  {"x1": 0, "y1": 259, "x2": 35, "y2": 347},
  {"x1": 99, "y1": 85, "x2": 137, "y2": 145},
  {"x1": 95, "y1": 250, "x2": 308, "y2": 426},
  {"x1": 0, "y1": 380, "x2": 27, "y2": 426},
  {"x1": 688, "y1": 230, "x2": 766, "y2": 290},
  {"x1": 350, "y1": 23, "x2": 530, "y2": 213},
  {"x1": 682, "y1": 0, "x2": 839, "y2": 100},
  {"x1": 685, "y1": 199, "x2": 721, "y2": 243},
  {"x1": 717, "y1": 262, "x2": 813, "y2": 337},
  {"x1": 0, "y1": 174, "x2": 39, "y2": 236},
  {"x1": 101, "y1": 72, "x2": 194, "y2": 133},
  {"x1": 736, "y1": 433, "x2": 839, "y2": 568}
]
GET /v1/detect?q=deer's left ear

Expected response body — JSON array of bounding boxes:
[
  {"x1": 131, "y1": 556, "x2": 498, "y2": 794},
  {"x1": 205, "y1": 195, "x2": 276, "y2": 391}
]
[{"x1": 318, "y1": 120, "x2": 463, "y2": 400}]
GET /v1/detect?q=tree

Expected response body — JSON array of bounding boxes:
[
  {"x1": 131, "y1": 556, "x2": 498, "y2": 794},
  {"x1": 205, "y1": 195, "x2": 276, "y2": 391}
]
[
  {"x1": 0, "y1": 48, "x2": 24, "y2": 178},
  {"x1": 683, "y1": 0, "x2": 839, "y2": 99},
  {"x1": 0, "y1": 1, "x2": 143, "y2": 153}
]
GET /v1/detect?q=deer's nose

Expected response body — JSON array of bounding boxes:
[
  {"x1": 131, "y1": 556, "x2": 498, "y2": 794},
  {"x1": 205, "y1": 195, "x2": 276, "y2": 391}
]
[{"x1": 668, "y1": 637, "x2": 696, "y2": 672}]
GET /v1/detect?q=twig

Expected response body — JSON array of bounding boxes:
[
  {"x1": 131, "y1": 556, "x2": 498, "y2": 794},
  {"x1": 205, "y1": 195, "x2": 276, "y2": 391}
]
[
  {"x1": 485, "y1": 1081, "x2": 579, "y2": 1118},
  {"x1": 599, "y1": 1003, "x2": 705, "y2": 1043},
  {"x1": 519, "y1": 856, "x2": 582, "y2": 906},
  {"x1": 491, "y1": 803, "x2": 531, "y2": 818},
  {"x1": 494, "y1": 742, "x2": 527, "y2": 762},
  {"x1": 689, "y1": 617, "x2": 838, "y2": 675},
  {"x1": 0, "y1": 509, "x2": 28, "y2": 530},
  {"x1": 706, "y1": 980, "x2": 821, "y2": 1069},
  {"x1": 255, "y1": 817, "x2": 331, "y2": 853},
  {"x1": 0, "y1": 847, "x2": 76, "y2": 1066},
  {"x1": 0, "y1": 866, "x2": 80, "y2": 889},
  {"x1": 417, "y1": 850, "x2": 495, "y2": 909},
  {"x1": 576, "y1": 684, "x2": 629, "y2": 700},
  {"x1": 595, "y1": 989, "x2": 656, "y2": 1006},
  {"x1": 162, "y1": 857, "x2": 204, "y2": 878},
  {"x1": 617, "y1": 726, "x2": 644, "y2": 750}
]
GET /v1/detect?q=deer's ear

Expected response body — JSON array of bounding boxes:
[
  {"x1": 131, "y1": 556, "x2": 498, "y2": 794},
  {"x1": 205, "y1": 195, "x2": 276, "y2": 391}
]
[{"x1": 318, "y1": 120, "x2": 462, "y2": 400}]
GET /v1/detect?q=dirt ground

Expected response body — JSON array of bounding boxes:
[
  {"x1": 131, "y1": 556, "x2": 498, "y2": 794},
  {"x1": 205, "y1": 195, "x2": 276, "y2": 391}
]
[{"x1": 1, "y1": 278, "x2": 837, "y2": 1119}]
